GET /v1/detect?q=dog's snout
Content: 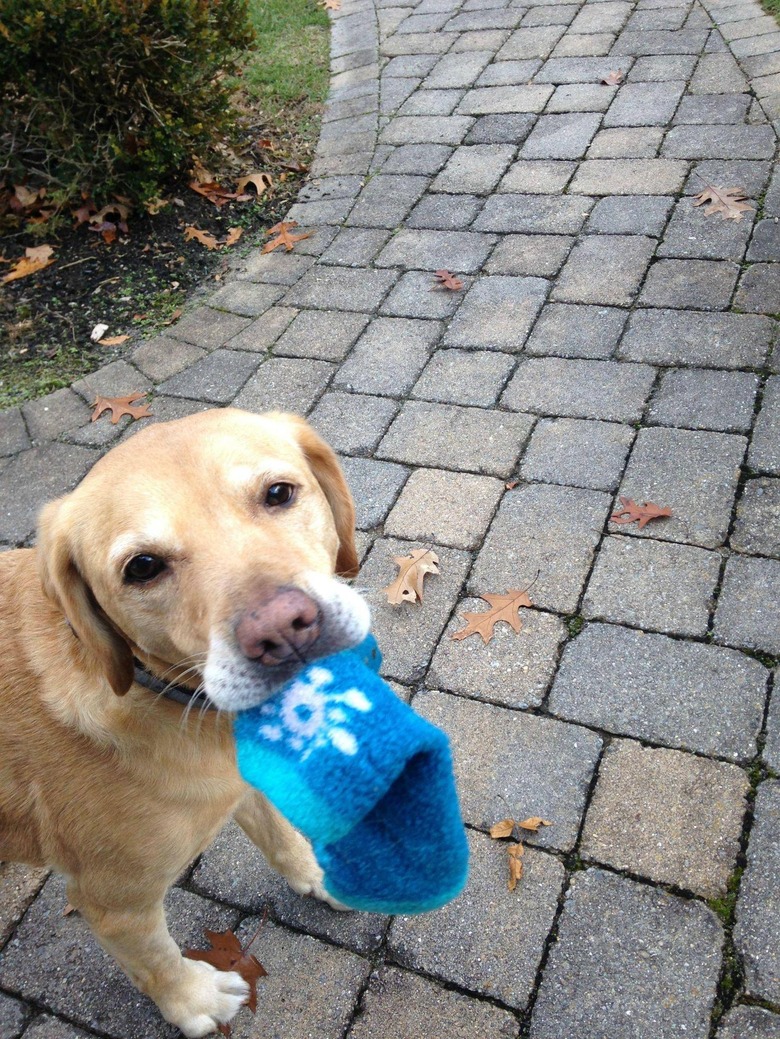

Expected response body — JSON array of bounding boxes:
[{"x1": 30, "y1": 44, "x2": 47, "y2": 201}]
[{"x1": 236, "y1": 588, "x2": 321, "y2": 666}]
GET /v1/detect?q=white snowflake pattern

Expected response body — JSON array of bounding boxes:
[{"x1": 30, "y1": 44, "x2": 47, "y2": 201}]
[{"x1": 257, "y1": 665, "x2": 373, "y2": 761}]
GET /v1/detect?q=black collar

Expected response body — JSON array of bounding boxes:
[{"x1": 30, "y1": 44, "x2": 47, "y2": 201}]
[{"x1": 132, "y1": 660, "x2": 218, "y2": 712}]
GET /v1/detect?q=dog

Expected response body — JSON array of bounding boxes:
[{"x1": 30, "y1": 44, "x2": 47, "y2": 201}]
[{"x1": 0, "y1": 408, "x2": 371, "y2": 1037}]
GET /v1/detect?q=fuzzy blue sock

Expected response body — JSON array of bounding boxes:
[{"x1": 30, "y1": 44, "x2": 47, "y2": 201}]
[{"x1": 233, "y1": 635, "x2": 469, "y2": 914}]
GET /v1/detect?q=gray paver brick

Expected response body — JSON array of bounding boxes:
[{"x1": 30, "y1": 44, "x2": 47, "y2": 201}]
[
  {"x1": 717, "y1": 1006, "x2": 780, "y2": 1039},
  {"x1": 585, "y1": 195, "x2": 672, "y2": 235},
  {"x1": 520, "y1": 414, "x2": 634, "y2": 492},
  {"x1": 378, "y1": 401, "x2": 535, "y2": 477},
  {"x1": 464, "y1": 113, "x2": 536, "y2": 144},
  {"x1": 766, "y1": 677, "x2": 780, "y2": 772},
  {"x1": 380, "y1": 115, "x2": 475, "y2": 145},
  {"x1": 552, "y1": 234, "x2": 655, "y2": 305},
  {"x1": 536, "y1": 56, "x2": 635, "y2": 84},
  {"x1": 21, "y1": 389, "x2": 90, "y2": 444},
  {"x1": 348, "y1": 966, "x2": 520, "y2": 1039},
  {"x1": 611, "y1": 29, "x2": 710, "y2": 55},
  {"x1": 587, "y1": 126, "x2": 665, "y2": 158},
  {"x1": 550, "y1": 622, "x2": 768, "y2": 760},
  {"x1": 425, "y1": 50, "x2": 493, "y2": 88},
  {"x1": 735, "y1": 263, "x2": 780, "y2": 315},
  {"x1": 469, "y1": 483, "x2": 611, "y2": 612},
  {"x1": 525, "y1": 303, "x2": 627, "y2": 359},
  {"x1": 619, "y1": 308, "x2": 774, "y2": 368},
  {"x1": 380, "y1": 270, "x2": 465, "y2": 318},
  {"x1": 190, "y1": 821, "x2": 387, "y2": 955},
  {"x1": 529, "y1": 869, "x2": 723, "y2": 1039},
  {"x1": 496, "y1": 26, "x2": 566, "y2": 59},
  {"x1": 732, "y1": 478, "x2": 780, "y2": 557},
  {"x1": 233, "y1": 357, "x2": 333, "y2": 414},
  {"x1": 407, "y1": 193, "x2": 484, "y2": 229},
  {"x1": 498, "y1": 161, "x2": 577, "y2": 193},
  {"x1": 520, "y1": 113, "x2": 602, "y2": 159},
  {"x1": 375, "y1": 229, "x2": 496, "y2": 272},
  {"x1": 690, "y1": 51, "x2": 750, "y2": 93},
  {"x1": 648, "y1": 368, "x2": 759, "y2": 433},
  {"x1": 630, "y1": 54, "x2": 698, "y2": 81},
  {"x1": 169, "y1": 306, "x2": 252, "y2": 349},
  {"x1": 477, "y1": 58, "x2": 543, "y2": 86},
  {"x1": 570, "y1": 158, "x2": 688, "y2": 194},
  {"x1": 0, "y1": 443, "x2": 98, "y2": 544},
  {"x1": 0, "y1": 993, "x2": 27, "y2": 1039},
  {"x1": 360, "y1": 537, "x2": 471, "y2": 683},
  {"x1": 320, "y1": 227, "x2": 392, "y2": 266},
  {"x1": 735, "y1": 780, "x2": 780, "y2": 1004},
  {"x1": 283, "y1": 267, "x2": 398, "y2": 311},
  {"x1": 335, "y1": 317, "x2": 442, "y2": 394},
  {"x1": 381, "y1": 143, "x2": 453, "y2": 174},
  {"x1": 411, "y1": 349, "x2": 514, "y2": 405},
  {"x1": 224, "y1": 307, "x2": 298, "y2": 353},
  {"x1": 429, "y1": 602, "x2": 567, "y2": 708},
  {"x1": 384, "y1": 468, "x2": 503, "y2": 550},
  {"x1": 0, "y1": 863, "x2": 47, "y2": 944},
  {"x1": 387, "y1": 830, "x2": 565, "y2": 1009},
  {"x1": 581, "y1": 739, "x2": 749, "y2": 897},
  {"x1": 503, "y1": 357, "x2": 656, "y2": 422},
  {"x1": 570, "y1": 0, "x2": 632, "y2": 34},
  {"x1": 15, "y1": 1018, "x2": 86, "y2": 1039},
  {"x1": 416, "y1": 690, "x2": 602, "y2": 849},
  {"x1": 0, "y1": 408, "x2": 29, "y2": 457},
  {"x1": 71, "y1": 360, "x2": 152, "y2": 404},
  {"x1": 714, "y1": 555, "x2": 780, "y2": 654},
  {"x1": 612, "y1": 426, "x2": 746, "y2": 549},
  {"x1": 308, "y1": 391, "x2": 398, "y2": 455},
  {"x1": 475, "y1": 193, "x2": 594, "y2": 234},
  {"x1": 663, "y1": 124, "x2": 776, "y2": 159},
  {"x1": 748, "y1": 220, "x2": 780, "y2": 263},
  {"x1": 684, "y1": 159, "x2": 773, "y2": 199},
  {"x1": 234, "y1": 250, "x2": 316, "y2": 286},
  {"x1": 603, "y1": 80, "x2": 686, "y2": 126},
  {"x1": 130, "y1": 336, "x2": 207, "y2": 382},
  {"x1": 431, "y1": 144, "x2": 516, "y2": 193},
  {"x1": 346, "y1": 174, "x2": 429, "y2": 227},
  {"x1": 583, "y1": 535, "x2": 721, "y2": 636},
  {"x1": 443, "y1": 275, "x2": 549, "y2": 352},
  {"x1": 273, "y1": 309, "x2": 370, "y2": 361},
  {"x1": 457, "y1": 84, "x2": 554, "y2": 116},
  {"x1": 545, "y1": 83, "x2": 618, "y2": 112},
  {"x1": 640, "y1": 258, "x2": 740, "y2": 310},
  {"x1": 658, "y1": 197, "x2": 754, "y2": 260},
  {"x1": 485, "y1": 235, "x2": 574, "y2": 277},
  {"x1": 750, "y1": 376, "x2": 780, "y2": 475},
  {"x1": 340, "y1": 455, "x2": 409, "y2": 529},
  {"x1": 156, "y1": 349, "x2": 261, "y2": 403},
  {"x1": 674, "y1": 92, "x2": 752, "y2": 124}
]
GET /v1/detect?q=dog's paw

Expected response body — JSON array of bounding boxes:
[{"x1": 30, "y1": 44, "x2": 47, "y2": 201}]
[
  {"x1": 284, "y1": 847, "x2": 349, "y2": 911},
  {"x1": 160, "y1": 959, "x2": 250, "y2": 1038}
]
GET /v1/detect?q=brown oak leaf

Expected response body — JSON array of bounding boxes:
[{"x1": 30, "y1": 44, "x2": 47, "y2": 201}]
[
  {"x1": 601, "y1": 70, "x2": 624, "y2": 85},
  {"x1": 451, "y1": 589, "x2": 533, "y2": 644},
  {"x1": 517, "y1": 816, "x2": 552, "y2": 832},
  {"x1": 236, "y1": 172, "x2": 273, "y2": 196},
  {"x1": 692, "y1": 184, "x2": 754, "y2": 222},
  {"x1": 188, "y1": 181, "x2": 240, "y2": 207},
  {"x1": 99, "y1": 334, "x2": 130, "y2": 346},
  {"x1": 610, "y1": 496, "x2": 672, "y2": 529},
  {"x1": 489, "y1": 818, "x2": 515, "y2": 839},
  {"x1": 91, "y1": 393, "x2": 152, "y2": 424},
  {"x1": 1, "y1": 244, "x2": 55, "y2": 283},
  {"x1": 383, "y1": 548, "x2": 440, "y2": 606},
  {"x1": 184, "y1": 226, "x2": 221, "y2": 250},
  {"x1": 507, "y1": 843, "x2": 525, "y2": 891},
  {"x1": 185, "y1": 927, "x2": 267, "y2": 1018},
  {"x1": 433, "y1": 269, "x2": 464, "y2": 291},
  {"x1": 262, "y1": 220, "x2": 311, "y2": 253}
]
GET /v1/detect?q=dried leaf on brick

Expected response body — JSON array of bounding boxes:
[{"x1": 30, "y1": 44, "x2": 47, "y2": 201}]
[
  {"x1": 610, "y1": 496, "x2": 672, "y2": 529},
  {"x1": 383, "y1": 548, "x2": 440, "y2": 606},
  {"x1": 692, "y1": 184, "x2": 754, "y2": 222},
  {"x1": 452, "y1": 589, "x2": 533, "y2": 645}
]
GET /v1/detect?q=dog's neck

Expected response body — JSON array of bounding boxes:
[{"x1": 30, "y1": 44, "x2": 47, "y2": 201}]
[{"x1": 132, "y1": 659, "x2": 218, "y2": 712}]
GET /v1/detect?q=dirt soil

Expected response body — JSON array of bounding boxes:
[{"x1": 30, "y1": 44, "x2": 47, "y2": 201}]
[{"x1": 0, "y1": 113, "x2": 318, "y2": 410}]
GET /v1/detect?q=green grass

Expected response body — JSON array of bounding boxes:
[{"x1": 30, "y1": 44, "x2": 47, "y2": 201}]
[
  {"x1": 760, "y1": 0, "x2": 780, "y2": 19},
  {"x1": 238, "y1": 0, "x2": 330, "y2": 143}
]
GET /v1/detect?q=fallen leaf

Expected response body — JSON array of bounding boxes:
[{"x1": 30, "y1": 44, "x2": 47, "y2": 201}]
[
  {"x1": 1, "y1": 244, "x2": 55, "y2": 283},
  {"x1": 236, "y1": 172, "x2": 273, "y2": 196},
  {"x1": 433, "y1": 269, "x2": 464, "y2": 291},
  {"x1": 144, "y1": 196, "x2": 169, "y2": 215},
  {"x1": 262, "y1": 220, "x2": 311, "y2": 253},
  {"x1": 100, "y1": 334, "x2": 130, "y2": 346},
  {"x1": 505, "y1": 480, "x2": 519, "y2": 490},
  {"x1": 185, "y1": 924, "x2": 267, "y2": 1015},
  {"x1": 517, "y1": 816, "x2": 552, "y2": 832},
  {"x1": 507, "y1": 843, "x2": 525, "y2": 890},
  {"x1": 62, "y1": 902, "x2": 78, "y2": 916},
  {"x1": 601, "y1": 70, "x2": 624, "y2": 85},
  {"x1": 610, "y1": 496, "x2": 672, "y2": 529},
  {"x1": 91, "y1": 393, "x2": 152, "y2": 424},
  {"x1": 692, "y1": 184, "x2": 754, "y2": 222},
  {"x1": 184, "y1": 226, "x2": 221, "y2": 250},
  {"x1": 188, "y1": 180, "x2": 240, "y2": 207},
  {"x1": 225, "y1": 227, "x2": 243, "y2": 247},
  {"x1": 489, "y1": 819, "x2": 516, "y2": 839},
  {"x1": 452, "y1": 589, "x2": 533, "y2": 644},
  {"x1": 383, "y1": 548, "x2": 440, "y2": 606}
]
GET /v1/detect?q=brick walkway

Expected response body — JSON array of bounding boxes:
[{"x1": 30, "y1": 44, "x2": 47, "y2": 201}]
[{"x1": 2, "y1": 0, "x2": 780, "y2": 1036}]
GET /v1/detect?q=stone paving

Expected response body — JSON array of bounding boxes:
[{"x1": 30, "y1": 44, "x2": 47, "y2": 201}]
[{"x1": 1, "y1": 0, "x2": 780, "y2": 1035}]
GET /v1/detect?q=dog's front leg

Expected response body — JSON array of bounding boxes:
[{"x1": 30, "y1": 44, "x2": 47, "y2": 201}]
[
  {"x1": 68, "y1": 885, "x2": 249, "y2": 1037},
  {"x1": 233, "y1": 788, "x2": 346, "y2": 909}
]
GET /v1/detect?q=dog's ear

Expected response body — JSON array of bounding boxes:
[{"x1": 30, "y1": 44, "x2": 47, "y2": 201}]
[
  {"x1": 284, "y1": 416, "x2": 360, "y2": 579},
  {"x1": 37, "y1": 497, "x2": 135, "y2": 696}
]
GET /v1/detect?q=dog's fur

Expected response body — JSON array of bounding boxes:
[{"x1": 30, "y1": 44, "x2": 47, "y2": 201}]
[{"x1": 0, "y1": 409, "x2": 370, "y2": 1037}]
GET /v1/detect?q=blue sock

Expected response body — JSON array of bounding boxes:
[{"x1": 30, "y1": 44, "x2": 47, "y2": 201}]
[{"x1": 233, "y1": 635, "x2": 469, "y2": 914}]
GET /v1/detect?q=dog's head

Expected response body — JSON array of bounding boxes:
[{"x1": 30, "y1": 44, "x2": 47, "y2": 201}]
[{"x1": 37, "y1": 409, "x2": 369, "y2": 709}]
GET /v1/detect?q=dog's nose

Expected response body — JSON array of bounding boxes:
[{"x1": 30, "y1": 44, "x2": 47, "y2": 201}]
[{"x1": 236, "y1": 588, "x2": 322, "y2": 666}]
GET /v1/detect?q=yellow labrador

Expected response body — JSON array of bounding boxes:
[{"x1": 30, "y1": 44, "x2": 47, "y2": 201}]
[{"x1": 0, "y1": 409, "x2": 370, "y2": 1036}]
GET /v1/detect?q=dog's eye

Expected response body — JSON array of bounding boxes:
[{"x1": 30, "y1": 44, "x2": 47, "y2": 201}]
[
  {"x1": 265, "y1": 483, "x2": 295, "y2": 507},
  {"x1": 124, "y1": 554, "x2": 166, "y2": 583}
]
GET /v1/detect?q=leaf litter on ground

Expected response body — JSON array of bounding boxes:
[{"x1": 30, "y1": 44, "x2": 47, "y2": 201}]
[
  {"x1": 610, "y1": 496, "x2": 672, "y2": 529},
  {"x1": 383, "y1": 548, "x2": 440, "y2": 606},
  {"x1": 692, "y1": 184, "x2": 754, "y2": 221},
  {"x1": 452, "y1": 589, "x2": 534, "y2": 644},
  {"x1": 490, "y1": 817, "x2": 552, "y2": 890},
  {"x1": 91, "y1": 393, "x2": 153, "y2": 424}
]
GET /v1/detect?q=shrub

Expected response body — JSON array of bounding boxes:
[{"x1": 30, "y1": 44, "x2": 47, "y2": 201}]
[{"x1": 0, "y1": 0, "x2": 255, "y2": 204}]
